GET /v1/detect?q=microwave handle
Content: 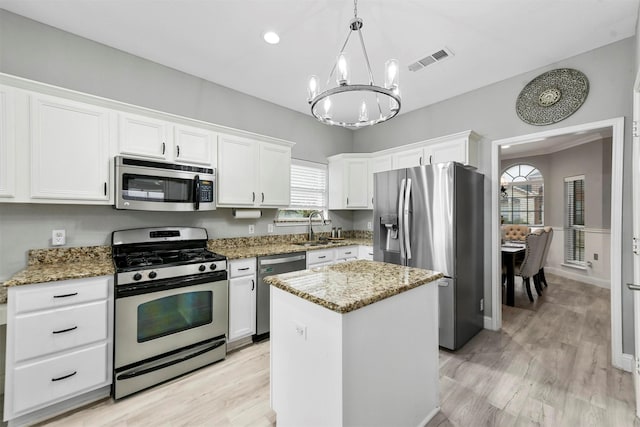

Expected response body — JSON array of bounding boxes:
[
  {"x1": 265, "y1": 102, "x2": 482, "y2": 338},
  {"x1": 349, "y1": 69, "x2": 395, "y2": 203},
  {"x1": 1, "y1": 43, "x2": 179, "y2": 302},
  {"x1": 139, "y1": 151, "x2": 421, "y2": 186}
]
[{"x1": 194, "y1": 175, "x2": 201, "y2": 210}]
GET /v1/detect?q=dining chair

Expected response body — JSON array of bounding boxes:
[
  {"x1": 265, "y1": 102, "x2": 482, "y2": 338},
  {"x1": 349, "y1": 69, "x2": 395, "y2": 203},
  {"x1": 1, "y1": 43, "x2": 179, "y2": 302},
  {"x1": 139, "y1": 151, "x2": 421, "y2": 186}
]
[
  {"x1": 538, "y1": 226, "x2": 554, "y2": 288},
  {"x1": 501, "y1": 224, "x2": 531, "y2": 242},
  {"x1": 514, "y1": 229, "x2": 546, "y2": 302}
]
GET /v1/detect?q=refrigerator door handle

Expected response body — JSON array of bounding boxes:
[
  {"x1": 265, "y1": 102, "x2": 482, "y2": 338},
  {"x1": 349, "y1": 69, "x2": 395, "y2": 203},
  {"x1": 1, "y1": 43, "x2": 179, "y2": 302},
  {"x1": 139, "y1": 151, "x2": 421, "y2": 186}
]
[
  {"x1": 404, "y1": 178, "x2": 412, "y2": 260},
  {"x1": 398, "y1": 178, "x2": 406, "y2": 262}
]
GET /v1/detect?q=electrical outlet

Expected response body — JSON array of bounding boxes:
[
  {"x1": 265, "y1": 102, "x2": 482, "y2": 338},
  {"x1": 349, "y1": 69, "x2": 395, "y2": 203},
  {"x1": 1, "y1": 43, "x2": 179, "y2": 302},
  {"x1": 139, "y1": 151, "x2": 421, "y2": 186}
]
[
  {"x1": 593, "y1": 253, "x2": 599, "y2": 260},
  {"x1": 268, "y1": 224, "x2": 274, "y2": 233},
  {"x1": 480, "y1": 298, "x2": 484, "y2": 312},
  {"x1": 367, "y1": 221, "x2": 373, "y2": 230},
  {"x1": 52, "y1": 229, "x2": 66, "y2": 246},
  {"x1": 248, "y1": 224, "x2": 255, "y2": 234},
  {"x1": 293, "y1": 321, "x2": 307, "y2": 340}
]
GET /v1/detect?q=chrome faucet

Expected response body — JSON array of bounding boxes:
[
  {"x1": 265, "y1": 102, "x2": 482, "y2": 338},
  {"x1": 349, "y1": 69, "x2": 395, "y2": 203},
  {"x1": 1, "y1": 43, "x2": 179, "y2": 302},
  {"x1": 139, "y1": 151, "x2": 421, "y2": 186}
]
[{"x1": 308, "y1": 210, "x2": 324, "y2": 241}]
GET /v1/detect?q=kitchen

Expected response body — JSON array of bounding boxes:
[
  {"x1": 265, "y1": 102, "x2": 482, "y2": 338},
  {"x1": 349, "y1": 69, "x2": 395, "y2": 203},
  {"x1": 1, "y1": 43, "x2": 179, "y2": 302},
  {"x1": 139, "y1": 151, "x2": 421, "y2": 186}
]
[{"x1": 0, "y1": 1, "x2": 639, "y2": 426}]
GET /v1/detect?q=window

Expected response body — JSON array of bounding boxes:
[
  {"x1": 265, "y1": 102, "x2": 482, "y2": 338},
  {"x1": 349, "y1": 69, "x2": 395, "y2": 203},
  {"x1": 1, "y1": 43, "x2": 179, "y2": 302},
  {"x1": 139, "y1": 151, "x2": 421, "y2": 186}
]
[
  {"x1": 500, "y1": 164, "x2": 544, "y2": 225},
  {"x1": 565, "y1": 175, "x2": 585, "y2": 265},
  {"x1": 275, "y1": 159, "x2": 328, "y2": 224}
]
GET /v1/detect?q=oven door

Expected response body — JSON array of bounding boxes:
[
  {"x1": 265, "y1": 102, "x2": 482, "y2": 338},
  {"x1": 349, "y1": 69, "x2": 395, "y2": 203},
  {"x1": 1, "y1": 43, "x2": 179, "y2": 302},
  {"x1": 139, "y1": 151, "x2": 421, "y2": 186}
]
[{"x1": 115, "y1": 277, "x2": 228, "y2": 369}]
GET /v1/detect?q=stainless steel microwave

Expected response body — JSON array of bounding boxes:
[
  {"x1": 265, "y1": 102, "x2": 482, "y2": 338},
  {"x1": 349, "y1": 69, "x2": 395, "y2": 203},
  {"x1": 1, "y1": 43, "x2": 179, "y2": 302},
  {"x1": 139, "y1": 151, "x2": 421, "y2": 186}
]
[{"x1": 114, "y1": 156, "x2": 216, "y2": 211}]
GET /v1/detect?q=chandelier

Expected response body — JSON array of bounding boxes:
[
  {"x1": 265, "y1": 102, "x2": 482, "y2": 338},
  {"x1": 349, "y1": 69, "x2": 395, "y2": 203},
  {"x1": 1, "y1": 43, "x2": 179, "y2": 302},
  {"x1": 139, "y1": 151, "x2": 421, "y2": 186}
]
[{"x1": 306, "y1": 0, "x2": 401, "y2": 129}]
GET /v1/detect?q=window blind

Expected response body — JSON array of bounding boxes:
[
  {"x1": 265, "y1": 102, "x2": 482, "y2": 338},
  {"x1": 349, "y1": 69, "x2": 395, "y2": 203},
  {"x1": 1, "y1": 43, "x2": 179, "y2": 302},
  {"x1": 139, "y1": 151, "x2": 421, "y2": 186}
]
[
  {"x1": 565, "y1": 176, "x2": 585, "y2": 263},
  {"x1": 289, "y1": 161, "x2": 327, "y2": 209}
]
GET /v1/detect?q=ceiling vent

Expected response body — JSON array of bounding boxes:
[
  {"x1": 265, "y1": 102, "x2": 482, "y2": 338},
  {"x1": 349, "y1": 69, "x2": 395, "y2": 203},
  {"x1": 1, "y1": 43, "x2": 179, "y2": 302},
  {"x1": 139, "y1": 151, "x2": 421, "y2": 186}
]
[{"x1": 408, "y1": 47, "x2": 454, "y2": 72}]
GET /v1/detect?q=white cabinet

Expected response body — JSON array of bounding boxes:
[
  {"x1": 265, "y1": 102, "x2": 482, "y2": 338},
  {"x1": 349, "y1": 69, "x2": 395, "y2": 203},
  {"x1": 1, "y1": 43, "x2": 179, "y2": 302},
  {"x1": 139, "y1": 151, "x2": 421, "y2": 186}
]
[
  {"x1": 29, "y1": 93, "x2": 113, "y2": 203},
  {"x1": 118, "y1": 112, "x2": 215, "y2": 167},
  {"x1": 328, "y1": 154, "x2": 370, "y2": 209},
  {"x1": 392, "y1": 147, "x2": 424, "y2": 170},
  {"x1": 4, "y1": 276, "x2": 113, "y2": 422},
  {"x1": 228, "y1": 258, "x2": 257, "y2": 343},
  {"x1": 307, "y1": 248, "x2": 335, "y2": 268},
  {"x1": 217, "y1": 134, "x2": 292, "y2": 208},
  {"x1": 389, "y1": 131, "x2": 480, "y2": 170},
  {"x1": 0, "y1": 85, "x2": 15, "y2": 198},
  {"x1": 334, "y1": 246, "x2": 358, "y2": 263},
  {"x1": 358, "y1": 245, "x2": 374, "y2": 260}
]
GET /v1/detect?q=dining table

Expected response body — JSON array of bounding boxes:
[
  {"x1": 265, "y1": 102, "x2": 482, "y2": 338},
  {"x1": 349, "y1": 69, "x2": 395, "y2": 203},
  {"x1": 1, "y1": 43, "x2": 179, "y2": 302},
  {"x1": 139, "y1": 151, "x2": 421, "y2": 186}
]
[{"x1": 501, "y1": 242, "x2": 526, "y2": 306}]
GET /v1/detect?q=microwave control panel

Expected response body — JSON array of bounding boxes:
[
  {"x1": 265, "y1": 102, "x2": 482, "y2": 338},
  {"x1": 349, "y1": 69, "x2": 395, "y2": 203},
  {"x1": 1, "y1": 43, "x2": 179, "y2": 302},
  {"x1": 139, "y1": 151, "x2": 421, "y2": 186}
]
[{"x1": 200, "y1": 181, "x2": 214, "y2": 202}]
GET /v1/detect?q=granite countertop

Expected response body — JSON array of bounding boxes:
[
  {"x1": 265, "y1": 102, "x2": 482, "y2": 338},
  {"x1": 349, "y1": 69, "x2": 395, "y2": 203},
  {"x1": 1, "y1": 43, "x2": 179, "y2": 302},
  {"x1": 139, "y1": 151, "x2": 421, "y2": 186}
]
[
  {"x1": 209, "y1": 238, "x2": 372, "y2": 260},
  {"x1": 2, "y1": 246, "x2": 114, "y2": 296},
  {"x1": 264, "y1": 260, "x2": 443, "y2": 314}
]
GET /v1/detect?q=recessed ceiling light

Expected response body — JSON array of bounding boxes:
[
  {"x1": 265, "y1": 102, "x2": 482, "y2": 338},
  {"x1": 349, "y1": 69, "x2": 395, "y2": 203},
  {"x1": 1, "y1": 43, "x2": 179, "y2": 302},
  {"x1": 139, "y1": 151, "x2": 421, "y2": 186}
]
[{"x1": 263, "y1": 31, "x2": 280, "y2": 45}]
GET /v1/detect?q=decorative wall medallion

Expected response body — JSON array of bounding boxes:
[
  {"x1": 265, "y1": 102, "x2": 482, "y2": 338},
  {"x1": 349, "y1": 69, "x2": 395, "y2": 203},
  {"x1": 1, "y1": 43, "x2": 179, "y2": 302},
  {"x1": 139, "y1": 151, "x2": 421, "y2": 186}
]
[{"x1": 516, "y1": 68, "x2": 589, "y2": 125}]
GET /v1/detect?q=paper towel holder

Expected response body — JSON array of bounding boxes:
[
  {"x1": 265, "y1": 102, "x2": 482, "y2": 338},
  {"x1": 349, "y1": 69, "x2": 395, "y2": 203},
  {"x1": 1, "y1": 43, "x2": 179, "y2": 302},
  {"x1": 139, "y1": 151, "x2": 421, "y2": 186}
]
[{"x1": 232, "y1": 209, "x2": 262, "y2": 219}]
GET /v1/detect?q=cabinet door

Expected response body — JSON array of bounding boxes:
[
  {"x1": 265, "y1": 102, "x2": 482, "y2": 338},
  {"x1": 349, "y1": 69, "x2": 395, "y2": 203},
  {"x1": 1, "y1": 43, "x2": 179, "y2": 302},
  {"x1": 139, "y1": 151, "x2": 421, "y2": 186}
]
[
  {"x1": 392, "y1": 147, "x2": 424, "y2": 169},
  {"x1": 259, "y1": 143, "x2": 290, "y2": 207},
  {"x1": 0, "y1": 85, "x2": 15, "y2": 198},
  {"x1": 118, "y1": 112, "x2": 169, "y2": 160},
  {"x1": 174, "y1": 124, "x2": 214, "y2": 166},
  {"x1": 345, "y1": 159, "x2": 369, "y2": 208},
  {"x1": 217, "y1": 135, "x2": 258, "y2": 206},
  {"x1": 228, "y1": 276, "x2": 256, "y2": 342},
  {"x1": 30, "y1": 94, "x2": 111, "y2": 202},
  {"x1": 369, "y1": 155, "x2": 392, "y2": 208},
  {"x1": 426, "y1": 138, "x2": 468, "y2": 165}
]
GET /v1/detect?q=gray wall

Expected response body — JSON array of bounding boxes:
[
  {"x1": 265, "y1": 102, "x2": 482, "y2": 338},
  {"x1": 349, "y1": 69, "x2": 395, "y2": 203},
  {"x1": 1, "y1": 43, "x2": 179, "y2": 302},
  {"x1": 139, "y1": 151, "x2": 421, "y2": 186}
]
[
  {"x1": 354, "y1": 38, "x2": 635, "y2": 353},
  {"x1": 0, "y1": 9, "x2": 356, "y2": 280},
  {"x1": 500, "y1": 138, "x2": 612, "y2": 229}
]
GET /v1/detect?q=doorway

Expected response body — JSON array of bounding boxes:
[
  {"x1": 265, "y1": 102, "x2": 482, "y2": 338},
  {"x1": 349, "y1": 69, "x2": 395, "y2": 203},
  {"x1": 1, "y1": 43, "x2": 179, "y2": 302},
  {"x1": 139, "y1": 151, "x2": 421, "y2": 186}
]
[{"x1": 490, "y1": 117, "x2": 627, "y2": 371}]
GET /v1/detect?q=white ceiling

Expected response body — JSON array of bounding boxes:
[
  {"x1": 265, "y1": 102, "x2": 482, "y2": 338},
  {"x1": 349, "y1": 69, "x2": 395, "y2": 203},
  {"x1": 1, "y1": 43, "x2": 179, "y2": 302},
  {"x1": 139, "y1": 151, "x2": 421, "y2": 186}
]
[{"x1": 0, "y1": 0, "x2": 638, "y2": 120}]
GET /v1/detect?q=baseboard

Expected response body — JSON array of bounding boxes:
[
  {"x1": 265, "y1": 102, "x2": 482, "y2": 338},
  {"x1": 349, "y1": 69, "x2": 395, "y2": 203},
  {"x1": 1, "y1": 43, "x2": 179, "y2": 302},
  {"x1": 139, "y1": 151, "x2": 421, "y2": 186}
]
[
  {"x1": 545, "y1": 267, "x2": 610, "y2": 288},
  {"x1": 483, "y1": 316, "x2": 496, "y2": 331},
  {"x1": 416, "y1": 406, "x2": 440, "y2": 427},
  {"x1": 617, "y1": 353, "x2": 634, "y2": 373},
  {"x1": 7, "y1": 385, "x2": 110, "y2": 427}
]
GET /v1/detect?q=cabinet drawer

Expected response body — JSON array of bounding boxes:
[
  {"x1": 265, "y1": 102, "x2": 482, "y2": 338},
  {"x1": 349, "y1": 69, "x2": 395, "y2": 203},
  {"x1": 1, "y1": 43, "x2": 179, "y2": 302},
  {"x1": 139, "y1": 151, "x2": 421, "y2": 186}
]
[
  {"x1": 12, "y1": 343, "x2": 108, "y2": 415},
  {"x1": 13, "y1": 276, "x2": 110, "y2": 314},
  {"x1": 307, "y1": 249, "x2": 334, "y2": 265},
  {"x1": 229, "y1": 258, "x2": 256, "y2": 278},
  {"x1": 14, "y1": 300, "x2": 108, "y2": 362},
  {"x1": 335, "y1": 246, "x2": 357, "y2": 260}
]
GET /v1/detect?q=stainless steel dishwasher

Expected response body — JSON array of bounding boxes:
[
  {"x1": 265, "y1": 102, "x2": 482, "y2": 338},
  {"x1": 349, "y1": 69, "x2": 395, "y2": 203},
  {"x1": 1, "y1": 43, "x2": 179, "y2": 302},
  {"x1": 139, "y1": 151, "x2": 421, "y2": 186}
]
[{"x1": 255, "y1": 251, "x2": 307, "y2": 340}]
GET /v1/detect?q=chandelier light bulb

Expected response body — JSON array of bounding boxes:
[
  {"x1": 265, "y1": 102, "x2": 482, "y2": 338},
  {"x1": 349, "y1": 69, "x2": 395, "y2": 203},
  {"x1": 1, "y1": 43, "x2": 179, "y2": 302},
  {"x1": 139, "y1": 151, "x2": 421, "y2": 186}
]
[
  {"x1": 337, "y1": 53, "x2": 349, "y2": 86},
  {"x1": 323, "y1": 97, "x2": 332, "y2": 119},
  {"x1": 308, "y1": 75, "x2": 319, "y2": 101},
  {"x1": 359, "y1": 100, "x2": 369, "y2": 122},
  {"x1": 390, "y1": 88, "x2": 400, "y2": 112},
  {"x1": 385, "y1": 59, "x2": 399, "y2": 90}
]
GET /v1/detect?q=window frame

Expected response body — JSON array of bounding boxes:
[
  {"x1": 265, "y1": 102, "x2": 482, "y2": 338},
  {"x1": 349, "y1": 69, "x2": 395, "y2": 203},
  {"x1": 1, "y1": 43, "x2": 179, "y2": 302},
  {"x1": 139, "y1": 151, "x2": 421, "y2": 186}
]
[
  {"x1": 500, "y1": 164, "x2": 544, "y2": 226},
  {"x1": 275, "y1": 159, "x2": 330, "y2": 226},
  {"x1": 564, "y1": 174, "x2": 586, "y2": 266}
]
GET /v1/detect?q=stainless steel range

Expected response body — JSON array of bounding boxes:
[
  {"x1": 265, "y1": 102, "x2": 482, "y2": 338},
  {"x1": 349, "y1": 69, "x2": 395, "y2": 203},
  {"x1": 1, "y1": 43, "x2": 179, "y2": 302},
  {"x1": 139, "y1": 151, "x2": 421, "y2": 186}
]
[{"x1": 111, "y1": 226, "x2": 228, "y2": 399}]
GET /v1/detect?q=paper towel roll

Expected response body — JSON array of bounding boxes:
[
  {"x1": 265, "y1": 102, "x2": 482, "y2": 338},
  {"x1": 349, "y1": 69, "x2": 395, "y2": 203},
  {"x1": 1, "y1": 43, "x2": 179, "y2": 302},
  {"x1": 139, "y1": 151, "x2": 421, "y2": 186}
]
[{"x1": 232, "y1": 209, "x2": 262, "y2": 219}]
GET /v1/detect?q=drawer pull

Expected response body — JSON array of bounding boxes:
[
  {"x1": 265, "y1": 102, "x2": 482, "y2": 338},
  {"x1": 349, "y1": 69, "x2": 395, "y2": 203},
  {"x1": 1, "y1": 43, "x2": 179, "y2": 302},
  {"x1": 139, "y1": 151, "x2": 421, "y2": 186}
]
[
  {"x1": 51, "y1": 371, "x2": 77, "y2": 382},
  {"x1": 318, "y1": 256, "x2": 326, "y2": 259},
  {"x1": 52, "y1": 326, "x2": 78, "y2": 335},
  {"x1": 345, "y1": 251, "x2": 352, "y2": 255},
  {"x1": 53, "y1": 292, "x2": 78, "y2": 299},
  {"x1": 238, "y1": 267, "x2": 250, "y2": 271}
]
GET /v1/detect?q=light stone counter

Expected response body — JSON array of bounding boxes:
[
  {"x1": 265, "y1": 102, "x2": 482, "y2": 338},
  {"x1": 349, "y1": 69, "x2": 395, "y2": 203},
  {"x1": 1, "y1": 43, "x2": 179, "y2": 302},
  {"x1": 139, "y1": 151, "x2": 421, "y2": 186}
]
[
  {"x1": 264, "y1": 259, "x2": 442, "y2": 313},
  {"x1": 208, "y1": 238, "x2": 371, "y2": 260}
]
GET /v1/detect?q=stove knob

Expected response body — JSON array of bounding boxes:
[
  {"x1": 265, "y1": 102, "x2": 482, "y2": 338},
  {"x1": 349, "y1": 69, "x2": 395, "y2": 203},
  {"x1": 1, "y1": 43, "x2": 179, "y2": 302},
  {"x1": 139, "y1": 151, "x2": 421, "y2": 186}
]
[
  {"x1": 133, "y1": 273, "x2": 142, "y2": 281},
  {"x1": 148, "y1": 271, "x2": 157, "y2": 279},
  {"x1": 199, "y1": 265, "x2": 206, "y2": 272},
  {"x1": 210, "y1": 263, "x2": 217, "y2": 270}
]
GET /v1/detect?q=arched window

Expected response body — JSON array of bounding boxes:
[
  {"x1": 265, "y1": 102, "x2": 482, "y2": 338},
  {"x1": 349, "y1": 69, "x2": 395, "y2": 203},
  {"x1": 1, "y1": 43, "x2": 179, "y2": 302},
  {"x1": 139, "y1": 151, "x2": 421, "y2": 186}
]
[{"x1": 500, "y1": 164, "x2": 544, "y2": 225}]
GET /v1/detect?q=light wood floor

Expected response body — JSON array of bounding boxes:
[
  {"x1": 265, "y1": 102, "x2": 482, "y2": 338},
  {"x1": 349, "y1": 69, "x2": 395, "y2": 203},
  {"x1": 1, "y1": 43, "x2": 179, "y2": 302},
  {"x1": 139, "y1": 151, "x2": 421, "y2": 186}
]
[{"x1": 39, "y1": 273, "x2": 637, "y2": 426}]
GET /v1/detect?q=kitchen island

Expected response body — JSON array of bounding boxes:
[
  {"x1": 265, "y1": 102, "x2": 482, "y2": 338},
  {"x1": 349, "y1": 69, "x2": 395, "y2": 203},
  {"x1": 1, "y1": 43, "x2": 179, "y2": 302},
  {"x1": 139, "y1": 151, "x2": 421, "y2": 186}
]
[{"x1": 265, "y1": 260, "x2": 442, "y2": 427}]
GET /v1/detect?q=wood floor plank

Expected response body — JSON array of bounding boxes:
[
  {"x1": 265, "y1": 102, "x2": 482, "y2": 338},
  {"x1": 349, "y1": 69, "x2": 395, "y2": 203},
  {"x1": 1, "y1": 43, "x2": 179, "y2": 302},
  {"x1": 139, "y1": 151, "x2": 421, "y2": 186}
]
[{"x1": 35, "y1": 273, "x2": 636, "y2": 427}]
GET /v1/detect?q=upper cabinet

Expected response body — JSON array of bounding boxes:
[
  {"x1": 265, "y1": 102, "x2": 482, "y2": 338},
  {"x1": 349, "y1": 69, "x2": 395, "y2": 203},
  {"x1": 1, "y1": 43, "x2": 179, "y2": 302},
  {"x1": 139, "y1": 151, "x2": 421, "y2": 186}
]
[
  {"x1": 389, "y1": 131, "x2": 479, "y2": 170},
  {"x1": 368, "y1": 154, "x2": 393, "y2": 209},
  {"x1": 217, "y1": 134, "x2": 292, "y2": 208},
  {"x1": 29, "y1": 93, "x2": 113, "y2": 203},
  {"x1": 392, "y1": 147, "x2": 423, "y2": 170},
  {"x1": 118, "y1": 112, "x2": 215, "y2": 167},
  {"x1": 328, "y1": 154, "x2": 369, "y2": 209},
  {"x1": 0, "y1": 85, "x2": 15, "y2": 199}
]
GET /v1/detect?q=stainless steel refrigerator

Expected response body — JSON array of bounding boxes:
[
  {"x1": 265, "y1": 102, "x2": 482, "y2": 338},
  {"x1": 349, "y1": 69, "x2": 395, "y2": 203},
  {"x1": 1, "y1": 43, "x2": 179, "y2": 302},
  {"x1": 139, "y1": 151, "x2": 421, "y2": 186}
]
[{"x1": 373, "y1": 161, "x2": 484, "y2": 350}]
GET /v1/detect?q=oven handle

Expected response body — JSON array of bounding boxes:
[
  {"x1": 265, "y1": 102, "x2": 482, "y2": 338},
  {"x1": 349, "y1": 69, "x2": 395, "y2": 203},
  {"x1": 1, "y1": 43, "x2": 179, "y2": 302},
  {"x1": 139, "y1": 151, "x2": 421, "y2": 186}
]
[
  {"x1": 116, "y1": 337, "x2": 226, "y2": 381},
  {"x1": 194, "y1": 175, "x2": 201, "y2": 211}
]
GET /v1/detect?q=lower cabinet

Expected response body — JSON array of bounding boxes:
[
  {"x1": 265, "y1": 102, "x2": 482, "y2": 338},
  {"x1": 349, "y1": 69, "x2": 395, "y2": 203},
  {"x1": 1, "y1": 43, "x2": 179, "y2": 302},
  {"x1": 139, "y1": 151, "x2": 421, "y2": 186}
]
[
  {"x1": 228, "y1": 258, "x2": 257, "y2": 343},
  {"x1": 358, "y1": 245, "x2": 374, "y2": 260},
  {"x1": 4, "y1": 276, "x2": 113, "y2": 423},
  {"x1": 306, "y1": 248, "x2": 335, "y2": 268},
  {"x1": 334, "y1": 246, "x2": 359, "y2": 263}
]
